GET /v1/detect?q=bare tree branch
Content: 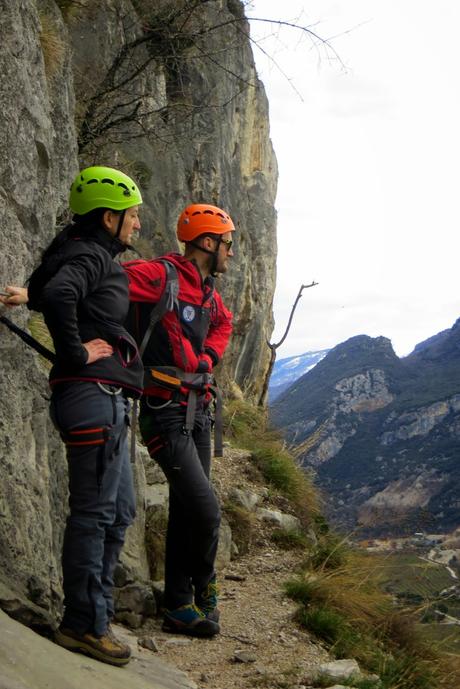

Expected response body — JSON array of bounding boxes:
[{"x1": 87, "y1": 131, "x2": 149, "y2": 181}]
[
  {"x1": 259, "y1": 281, "x2": 318, "y2": 406},
  {"x1": 269, "y1": 281, "x2": 319, "y2": 351}
]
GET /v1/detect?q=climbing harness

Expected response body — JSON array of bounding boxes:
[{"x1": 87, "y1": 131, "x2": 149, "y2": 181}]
[
  {"x1": 133, "y1": 259, "x2": 223, "y2": 458},
  {"x1": 144, "y1": 366, "x2": 223, "y2": 457}
]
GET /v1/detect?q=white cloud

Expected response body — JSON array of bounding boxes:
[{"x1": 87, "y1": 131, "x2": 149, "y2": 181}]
[{"x1": 248, "y1": 0, "x2": 460, "y2": 358}]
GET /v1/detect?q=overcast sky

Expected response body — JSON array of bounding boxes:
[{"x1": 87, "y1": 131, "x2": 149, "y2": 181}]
[{"x1": 247, "y1": 1, "x2": 460, "y2": 359}]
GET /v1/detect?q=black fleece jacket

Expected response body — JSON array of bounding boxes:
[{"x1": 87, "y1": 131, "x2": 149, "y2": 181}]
[{"x1": 37, "y1": 226, "x2": 143, "y2": 396}]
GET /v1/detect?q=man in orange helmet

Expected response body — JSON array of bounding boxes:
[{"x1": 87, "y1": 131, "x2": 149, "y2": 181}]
[{"x1": 123, "y1": 204, "x2": 234, "y2": 637}]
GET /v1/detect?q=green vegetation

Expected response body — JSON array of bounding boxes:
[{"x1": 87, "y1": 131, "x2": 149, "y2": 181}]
[
  {"x1": 374, "y1": 551, "x2": 460, "y2": 654},
  {"x1": 419, "y1": 624, "x2": 460, "y2": 654},
  {"x1": 285, "y1": 544, "x2": 460, "y2": 688},
  {"x1": 55, "y1": 0, "x2": 80, "y2": 10},
  {"x1": 54, "y1": 0, "x2": 83, "y2": 22},
  {"x1": 306, "y1": 528, "x2": 349, "y2": 570},
  {"x1": 270, "y1": 527, "x2": 308, "y2": 550},
  {"x1": 378, "y1": 552, "x2": 453, "y2": 597},
  {"x1": 224, "y1": 399, "x2": 319, "y2": 526},
  {"x1": 227, "y1": 400, "x2": 460, "y2": 687}
]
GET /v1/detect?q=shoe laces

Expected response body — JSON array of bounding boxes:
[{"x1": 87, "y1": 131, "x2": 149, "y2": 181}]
[
  {"x1": 184, "y1": 603, "x2": 206, "y2": 618},
  {"x1": 202, "y1": 579, "x2": 219, "y2": 603},
  {"x1": 166, "y1": 603, "x2": 206, "y2": 621},
  {"x1": 105, "y1": 624, "x2": 128, "y2": 649}
]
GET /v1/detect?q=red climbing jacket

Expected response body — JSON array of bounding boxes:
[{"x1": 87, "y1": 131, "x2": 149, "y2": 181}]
[{"x1": 123, "y1": 253, "x2": 232, "y2": 398}]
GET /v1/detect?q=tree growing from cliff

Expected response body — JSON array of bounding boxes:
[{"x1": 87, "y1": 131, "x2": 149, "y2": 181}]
[{"x1": 67, "y1": 0, "x2": 341, "y2": 155}]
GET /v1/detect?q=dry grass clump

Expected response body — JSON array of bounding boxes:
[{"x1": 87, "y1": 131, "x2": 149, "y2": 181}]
[
  {"x1": 289, "y1": 551, "x2": 391, "y2": 625},
  {"x1": 145, "y1": 507, "x2": 168, "y2": 580},
  {"x1": 223, "y1": 501, "x2": 255, "y2": 556},
  {"x1": 38, "y1": 11, "x2": 66, "y2": 80},
  {"x1": 28, "y1": 313, "x2": 54, "y2": 371},
  {"x1": 224, "y1": 399, "x2": 319, "y2": 526},
  {"x1": 286, "y1": 543, "x2": 460, "y2": 688}
]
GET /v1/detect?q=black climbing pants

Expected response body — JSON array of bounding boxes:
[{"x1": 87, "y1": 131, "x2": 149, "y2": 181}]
[
  {"x1": 50, "y1": 382, "x2": 135, "y2": 636},
  {"x1": 139, "y1": 401, "x2": 221, "y2": 610}
]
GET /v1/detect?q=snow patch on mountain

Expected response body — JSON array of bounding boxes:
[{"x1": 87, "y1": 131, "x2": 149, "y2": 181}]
[{"x1": 269, "y1": 349, "x2": 330, "y2": 402}]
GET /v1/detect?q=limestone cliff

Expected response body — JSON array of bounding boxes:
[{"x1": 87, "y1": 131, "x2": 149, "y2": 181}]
[
  {"x1": 271, "y1": 323, "x2": 460, "y2": 535},
  {"x1": 0, "y1": 0, "x2": 277, "y2": 625}
]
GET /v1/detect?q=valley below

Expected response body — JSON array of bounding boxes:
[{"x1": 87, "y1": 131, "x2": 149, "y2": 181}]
[{"x1": 358, "y1": 532, "x2": 460, "y2": 653}]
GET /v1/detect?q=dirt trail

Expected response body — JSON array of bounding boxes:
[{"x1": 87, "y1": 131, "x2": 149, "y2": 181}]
[{"x1": 141, "y1": 448, "x2": 328, "y2": 689}]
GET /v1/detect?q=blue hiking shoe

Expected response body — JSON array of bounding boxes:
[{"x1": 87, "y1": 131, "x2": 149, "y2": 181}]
[
  {"x1": 196, "y1": 577, "x2": 220, "y2": 623},
  {"x1": 162, "y1": 604, "x2": 220, "y2": 637}
]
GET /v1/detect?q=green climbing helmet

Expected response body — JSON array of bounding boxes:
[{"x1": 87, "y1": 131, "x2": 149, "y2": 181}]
[{"x1": 69, "y1": 165, "x2": 143, "y2": 215}]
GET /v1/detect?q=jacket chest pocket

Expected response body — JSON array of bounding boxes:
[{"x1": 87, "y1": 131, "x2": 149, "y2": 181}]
[{"x1": 179, "y1": 303, "x2": 211, "y2": 351}]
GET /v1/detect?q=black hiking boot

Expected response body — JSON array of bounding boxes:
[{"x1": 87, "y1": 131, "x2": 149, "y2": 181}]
[{"x1": 162, "y1": 603, "x2": 220, "y2": 637}]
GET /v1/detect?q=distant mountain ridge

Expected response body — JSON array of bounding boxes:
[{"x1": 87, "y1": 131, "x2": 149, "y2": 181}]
[
  {"x1": 271, "y1": 319, "x2": 460, "y2": 535},
  {"x1": 268, "y1": 350, "x2": 330, "y2": 401}
]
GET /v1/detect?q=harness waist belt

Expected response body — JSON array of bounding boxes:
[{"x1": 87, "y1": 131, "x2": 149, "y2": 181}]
[
  {"x1": 144, "y1": 366, "x2": 223, "y2": 457},
  {"x1": 145, "y1": 366, "x2": 213, "y2": 391}
]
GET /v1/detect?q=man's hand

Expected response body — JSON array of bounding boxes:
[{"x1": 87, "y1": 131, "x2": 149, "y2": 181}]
[
  {"x1": 0, "y1": 286, "x2": 28, "y2": 307},
  {"x1": 83, "y1": 339, "x2": 114, "y2": 364}
]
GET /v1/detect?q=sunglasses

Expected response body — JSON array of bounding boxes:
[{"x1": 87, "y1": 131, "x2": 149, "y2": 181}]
[{"x1": 219, "y1": 238, "x2": 233, "y2": 251}]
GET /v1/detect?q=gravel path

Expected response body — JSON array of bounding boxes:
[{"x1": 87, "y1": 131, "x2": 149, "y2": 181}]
[{"x1": 139, "y1": 447, "x2": 328, "y2": 689}]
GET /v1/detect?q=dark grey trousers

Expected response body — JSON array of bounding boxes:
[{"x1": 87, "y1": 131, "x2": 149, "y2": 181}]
[
  {"x1": 139, "y1": 403, "x2": 221, "y2": 610},
  {"x1": 50, "y1": 382, "x2": 135, "y2": 636}
]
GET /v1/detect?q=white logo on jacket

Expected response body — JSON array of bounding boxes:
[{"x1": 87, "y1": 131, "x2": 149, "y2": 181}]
[{"x1": 182, "y1": 305, "x2": 196, "y2": 322}]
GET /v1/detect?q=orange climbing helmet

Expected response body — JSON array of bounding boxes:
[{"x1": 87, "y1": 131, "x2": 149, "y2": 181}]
[{"x1": 177, "y1": 203, "x2": 235, "y2": 242}]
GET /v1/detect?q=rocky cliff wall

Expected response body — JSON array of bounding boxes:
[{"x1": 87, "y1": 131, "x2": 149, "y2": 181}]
[{"x1": 0, "y1": 0, "x2": 277, "y2": 624}]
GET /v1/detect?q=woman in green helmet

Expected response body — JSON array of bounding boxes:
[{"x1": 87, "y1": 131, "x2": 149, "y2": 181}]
[{"x1": 1, "y1": 166, "x2": 144, "y2": 666}]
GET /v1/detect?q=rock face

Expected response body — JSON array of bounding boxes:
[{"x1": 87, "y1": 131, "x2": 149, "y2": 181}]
[
  {"x1": 0, "y1": 0, "x2": 277, "y2": 625},
  {"x1": 271, "y1": 322, "x2": 460, "y2": 535},
  {"x1": 0, "y1": 609, "x2": 197, "y2": 689}
]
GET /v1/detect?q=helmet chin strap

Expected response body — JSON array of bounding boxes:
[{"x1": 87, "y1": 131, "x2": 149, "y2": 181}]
[
  {"x1": 115, "y1": 209, "x2": 126, "y2": 239},
  {"x1": 109, "y1": 209, "x2": 127, "y2": 253},
  {"x1": 188, "y1": 238, "x2": 221, "y2": 277}
]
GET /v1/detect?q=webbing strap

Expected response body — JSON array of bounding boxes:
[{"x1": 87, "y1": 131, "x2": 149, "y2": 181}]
[
  {"x1": 133, "y1": 261, "x2": 179, "y2": 463},
  {"x1": 138, "y1": 261, "x2": 179, "y2": 357},
  {"x1": 147, "y1": 366, "x2": 224, "y2": 457},
  {"x1": 61, "y1": 426, "x2": 109, "y2": 447},
  {"x1": 134, "y1": 261, "x2": 179, "y2": 461},
  {"x1": 209, "y1": 384, "x2": 223, "y2": 458},
  {"x1": 130, "y1": 398, "x2": 138, "y2": 464},
  {"x1": 185, "y1": 390, "x2": 198, "y2": 433},
  {"x1": 147, "y1": 366, "x2": 213, "y2": 388}
]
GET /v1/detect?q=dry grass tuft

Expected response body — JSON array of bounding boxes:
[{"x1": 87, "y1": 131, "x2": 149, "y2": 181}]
[
  {"x1": 224, "y1": 399, "x2": 319, "y2": 525},
  {"x1": 39, "y1": 11, "x2": 66, "y2": 80},
  {"x1": 223, "y1": 500, "x2": 255, "y2": 555},
  {"x1": 286, "y1": 547, "x2": 460, "y2": 688}
]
